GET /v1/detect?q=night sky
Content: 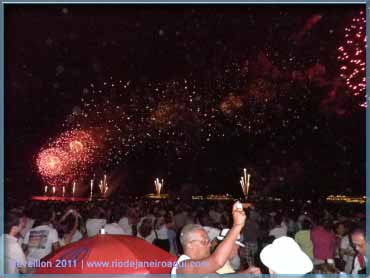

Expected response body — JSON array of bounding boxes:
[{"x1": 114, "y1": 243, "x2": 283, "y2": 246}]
[{"x1": 4, "y1": 5, "x2": 366, "y2": 199}]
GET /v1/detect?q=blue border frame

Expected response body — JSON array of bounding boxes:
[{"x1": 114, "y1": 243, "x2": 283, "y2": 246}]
[{"x1": 0, "y1": 0, "x2": 368, "y2": 277}]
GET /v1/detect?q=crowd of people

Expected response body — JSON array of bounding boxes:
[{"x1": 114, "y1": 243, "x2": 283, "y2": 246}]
[{"x1": 4, "y1": 196, "x2": 367, "y2": 275}]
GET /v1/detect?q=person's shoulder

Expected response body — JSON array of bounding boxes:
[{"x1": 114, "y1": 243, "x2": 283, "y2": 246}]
[
  {"x1": 47, "y1": 224, "x2": 58, "y2": 231},
  {"x1": 73, "y1": 230, "x2": 83, "y2": 240},
  {"x1": 119, "y1": 217, "x2": 128, "y2": 223},
  {"x1": 177, "y1": 254, "x2": 191, "y2": 263},
  {"x1": 4, "y1": 234, "x2": 14, "y2": 241},
  {"x1": 171, "y1": 255, "x2": 190, "y2": 275},
  {"x1": 31, "y1": 225, "x2": 49, "y2": 231},
  {"x1": 28, "y1": 218, "x2": 35, "y2": 225},
  {"x1": 30, "y1": 225, "x2": 40, "y2": 230},
  {"x1": 49, "y1": 227, "x2": 59, "y2": 237},
  {"x1": 112, "y1": 224, "x2": 125, "y2": 232},
  {"x1": 88, "y1": 218, "x2": 106, "y2": 224},
  {"x1": 98, "y1": 218, "x2": 107, "y2": 223}
]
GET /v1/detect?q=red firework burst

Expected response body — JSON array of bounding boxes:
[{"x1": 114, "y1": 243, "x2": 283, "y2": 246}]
[
  {"x1": 54, "y1": 129, "x2": 97, "y2": 164},
  {"x1": 337, "y1": 10, "x2": 367, "y2": 107},
  {"x1": 36, "y1": 148, "x2": 72, "y2": 185},
  {"x1": 36, "y1": 129, "x2": 98, "y2": 186}
]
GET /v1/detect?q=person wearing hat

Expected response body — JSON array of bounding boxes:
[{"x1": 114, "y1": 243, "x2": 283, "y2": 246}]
[
  {"x1": 260, "y1": 236, "x2": 314, "y2": 275},
  {"x1": 215, "y1": 228, "x2": 246, "y2": 274}
]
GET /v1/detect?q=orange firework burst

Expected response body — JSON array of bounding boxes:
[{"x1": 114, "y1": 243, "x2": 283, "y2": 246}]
[
  {"x1": 69, "y1": 140, "x2": 84, "y2": 153},
  {"x1": 150, "y1": 102, "x2": 177, "y2": 126},
  {"x1": 248, "y1": 78, "x2": 277, "y2": 103},
  {"x1": 220, "y1": 94, "x2": 243, "y2": 115}
]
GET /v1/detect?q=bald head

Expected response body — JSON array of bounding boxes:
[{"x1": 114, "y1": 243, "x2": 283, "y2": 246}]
[
  {"x1": 180, "y1": 224, "x2": 211, "y2": 260},
  {"x1": 351, "y1": 228, "x2": 366, "y2": 256},
  {"x1": 180, "y1": 224, "x2": 203, "y2": 248}
]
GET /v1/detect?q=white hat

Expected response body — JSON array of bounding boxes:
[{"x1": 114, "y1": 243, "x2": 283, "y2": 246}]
[
  {"x1": 260, "y1": 236, "x2": 313, "y2": 275},
  {"x1": 216, "y1": 228, "x2": 245, "y2": 247}
]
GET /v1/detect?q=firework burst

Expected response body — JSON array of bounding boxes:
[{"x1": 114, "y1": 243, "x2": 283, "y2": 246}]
[
  {"x1": 54, "y1": 129, "x2": 97, "y2": 165},
  {"x1": 220, "y1": 94, "x2": 244, "y2": 115},
  {"x1": 36, "y1": 147, "x2": 72, "y2": 186},
  {"x1": 36, "y1": 129, "x2": 99, "y2": 186},
  {"x1": 337, "y1": 10, "x2": 366, "y2": 107}
]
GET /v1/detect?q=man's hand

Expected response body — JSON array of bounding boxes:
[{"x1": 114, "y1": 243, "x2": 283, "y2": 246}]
[{"x1": 232, "y1": 201, "x2": 246, "y2": 226}]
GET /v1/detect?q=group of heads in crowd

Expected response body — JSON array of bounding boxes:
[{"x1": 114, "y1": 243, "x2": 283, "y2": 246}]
[{"x1": 4, "y1": 196, "x2": 368, "y2": 275}]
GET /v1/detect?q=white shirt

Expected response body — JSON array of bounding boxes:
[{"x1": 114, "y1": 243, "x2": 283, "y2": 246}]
[
  {"x1": 71, "y1": 230, "x2": 83, "y2": 242},
  {"x1": 137, "y1": 216, "x2": 156, "y2": 229},
  {"x1": 86, "y1": 218, "x2": 107, "y2": 237},
  {"x1": 155, "y1": 225, "x2": 169, "y2": 240},
  {"x1": 137, "y1": 230, "x2": 156, "y2": 243},
  {"x1": 136, "y1": 217, "x2": 155, "y2": 243},
  {"x1": 104, "y1": 223, "x2": 125, "y2": 235},
  {"x1": 340, "y1": 235, "x2": 355, "y2": 273},
  {"x1": 352, "y1": 255, "x2": 367, "y2": 274},
  {"x1": 23, "y1": 225, "x2": 59, "y2": 263},
  {"x1": 4, "y1": 234, "x2": 27, "y2": 274},
  {"x1": 118, "y1": 217, "x2": 132, "y2": 235},
  {"x1": 171, "y1": 254, "x2": 191, "y2": 275}
]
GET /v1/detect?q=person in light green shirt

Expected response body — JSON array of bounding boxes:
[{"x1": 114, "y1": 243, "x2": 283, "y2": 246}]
[{"x1": 295, "y1": 220, "x2": 314, "y2": 261}]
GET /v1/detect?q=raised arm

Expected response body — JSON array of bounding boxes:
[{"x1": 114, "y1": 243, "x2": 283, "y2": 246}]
[
  {"x1": 177, "y1": 201, "x2": 246, "y2": 274},
  {"x1": 58, "y1": 209, "x2": 74, "y2": 224}
]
